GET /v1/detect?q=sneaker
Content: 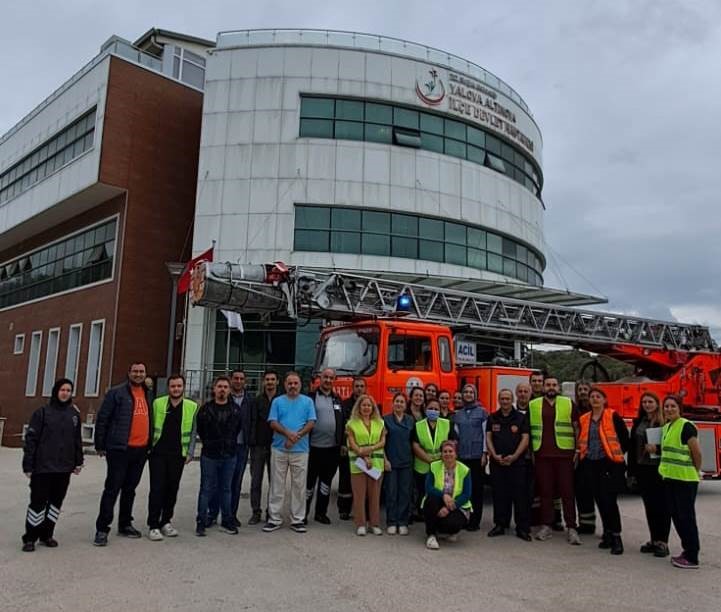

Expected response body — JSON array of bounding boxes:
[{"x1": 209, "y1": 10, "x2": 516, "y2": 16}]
[
  {"x1": 93, "y1": 531, "x2": 109, "y2": 546},
  {"x1": 40, "y1": 538, "x2": 58, "y2": 548},
  {"x1": 426, "y1": 535, "x2": 440, "y2": 550},
  {"x1": 447, "y1": 533, "x2": 459, "y2": 543},
  {"x1": 671, "y1": 555, "x2": 699, "y2": 569},
  {"x1": 220, "y1": 522, "x2": 239, "y2": 535},
  {"x1": 535, "y1": 525, "x2": 552, "y2": 541},
  {"x1": 262, "y1": 521, "x2": 282, "y2": 533},
  {"x1": 398, "y1": 526, "x2": 409, "y2": 536},
  {"x1": 567, "y1": 528, "x2": 582, "y2": 546},
  {"x1": 356, "y1": 526, "x2": 367, "y2": 536},
  {"x1": 118, "y1": 525, "x2": 142, "y2": 538},
  {"x1": 148, "y1": 528, "x2": 164, "y2": 541},
  {"x1": 371, "y1": 526, "x2": 383, "y2": 536},
  {"x1": 160, "y1": 524, "x2": 178, "y2": 537},
  {"x1": 22, "y1": 541, "x2": 35, "y2": 552},
  {"x1": 290, "y1": 522, "x2": 307, "y2": 533},
  {"x1": 195, "y1": 523, "x2": 206, "y2": 537},
  {"x1": 315, "y1": 515, "x2": 331, "y2": 525},
  {"x1": 248, "y1": 512, "x2": 262, "y2": 525},
  {"x1": 387, "y1": 526, "x2": 398, "y2": 535}
]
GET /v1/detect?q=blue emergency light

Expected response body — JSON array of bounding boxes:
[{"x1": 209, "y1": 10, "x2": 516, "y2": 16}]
[{"x1": 396, "y1": 292, "x2": 412, "y2": 312}]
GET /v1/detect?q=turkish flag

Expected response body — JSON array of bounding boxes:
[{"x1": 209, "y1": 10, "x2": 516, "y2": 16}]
[{"x1": 177, "y1": 246, "x2": 214, "y2": 294}]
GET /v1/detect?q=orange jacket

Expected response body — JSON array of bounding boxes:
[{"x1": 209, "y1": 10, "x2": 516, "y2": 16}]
[{"x1": 578, "y1": 409, "x2": 624, "y2": 463}]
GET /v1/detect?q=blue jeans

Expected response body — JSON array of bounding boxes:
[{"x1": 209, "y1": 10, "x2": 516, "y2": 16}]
[
  {"x1": 197, "y1": 455, "x2": 236, "y2": 526},
  {"x1": 209, "y1": 444, "x2": 248, "y2": 521},
  {"x1": 384, "y1": 466, "x2": 413, "y2": 527}
]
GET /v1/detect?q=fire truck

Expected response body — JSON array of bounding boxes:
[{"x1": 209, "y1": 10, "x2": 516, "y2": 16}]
[{"x1": 190, "y1": 262, "x2": 721, "y2": 477}]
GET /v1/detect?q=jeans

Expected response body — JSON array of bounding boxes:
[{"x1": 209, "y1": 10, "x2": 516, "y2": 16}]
[
  {"x1": 208, "y1": 444, "x2": 248, "y2": 522},
  {"x1": 197, "y1": 455, "x2": 236, "y2": 526},
  {"x1": 249, "y1": 445, "x2": 272, "y2": 515},
  {"x1": 384, "y1": 466, "x2": 413, "y2": 527},
  {"x1": 96, "y1": 447, "x2": 147, "y2": 533}
]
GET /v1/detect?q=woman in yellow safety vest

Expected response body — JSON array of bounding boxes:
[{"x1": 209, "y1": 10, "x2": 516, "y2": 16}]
[
  {"x1": 423, "y1": 439, "x2": 472, "y2": 550},
  {"x1": 659, "y1": 394, "x2": 702, "y2": 569},
  {"x1": 575, "y1": 387, "x2": 628, "y2": 555},
  {"x1": 411, "y1": 399, "x2": 454, "y2": 521},
  {"x1": 346, "y1": 394, "x2": 387, "y2": 536}
]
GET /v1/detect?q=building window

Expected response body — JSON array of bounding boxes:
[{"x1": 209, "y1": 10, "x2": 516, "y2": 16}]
[
  {"x1": 0, "y1": 218, "x2": 117, "y2": 310},
  {"x1": 13, "y1": 333, "x2": 25, "y2": 355},
  {"x1": 84, "y1": 320, "x2": 105, "y2": 397},
  {"x1": 0, "y1": 107, "x2": 96, "y2": 205},
  {"x1": 299, "y1": 96, "x2": 542, "y2": 198},
  {"x1": 172, "y1": 47, "x2": 206, "y2": 89},
  {"x1": 294, "y1": 205, "x2": 544, "y2": 286},
  {"x1": 65, "y1": 324, "x2": 82, "y2": 387},
  {"x1": 42, "y1": 328, "x2": 60, "y2": 397},
  {"x1": 25, "y1": 331, "x2": 42, "y2": 396}
]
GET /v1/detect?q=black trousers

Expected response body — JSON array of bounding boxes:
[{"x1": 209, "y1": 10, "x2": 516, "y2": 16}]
[
  {"x1": 147, "y1": 453, "x2": 185, "y2": 529},
  {"x1": 490, "y1": 462, "x2": 529, "y2": 532},
  {"x1": 664, "y1": 479, "x2": 700, "y2": 564},
  {"x1": 424, "y1": 495, "x2": 469, "y2": 536},
  {"x1": 306, "y1": 446, "x2": 340, "y2": 518},
  {"x1": 413, "y1": 471, "x2": 427, "y2": 518},
  {"x1": 636, "y1": 464, "x2": 671, "y2": 543},
  {"x1": 337, "y1": 453, "x2": 353, "y2": 515},
  {"x1": 249, "y1": 445, "x2": 272, "y2": 515},
  {"x1": 575, "y1": 462, "x2": 597, "y2": 533},
  {"x1": 23, "y1": 472, "x2": 71, "y2": 543},
  {"x1": 579, "y1": 459, "x2": 622, "y2": 534},
  {"x1": 460, "y1": 457, "x2": 485, "y2": 528},
  {"x1": 96, "y1": 447, "x2": 147, "y2": 533}
]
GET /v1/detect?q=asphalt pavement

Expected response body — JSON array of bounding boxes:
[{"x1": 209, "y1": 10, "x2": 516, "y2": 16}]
[{"x1": 1, "y1": 447, "x2": 719, "y2": 612}]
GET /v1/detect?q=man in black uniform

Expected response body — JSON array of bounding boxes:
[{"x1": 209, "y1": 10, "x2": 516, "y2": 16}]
[
  {"x1": 486, "y1": 388, "x2": 531, "y2": 541},
  {"x1": 573, "y1": 380, "x2": 597, "y2": 534},
  {"x1": 338, "y1": 377, "x2": 366, "y2": 520}
]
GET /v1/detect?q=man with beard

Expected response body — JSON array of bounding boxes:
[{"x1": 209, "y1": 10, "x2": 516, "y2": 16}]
[{"x1": 529, "y1": 376, "x2": 581, "y2": 545}]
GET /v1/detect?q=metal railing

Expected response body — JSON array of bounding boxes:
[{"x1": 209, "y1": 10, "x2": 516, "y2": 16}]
[{"x1": 216, "y1": 28, "x2": 533, "y2": 118}]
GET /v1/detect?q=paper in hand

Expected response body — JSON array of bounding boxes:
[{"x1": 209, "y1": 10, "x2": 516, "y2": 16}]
[{"x1": 354, "y1": 457, "x2": 382, "y2": 480}]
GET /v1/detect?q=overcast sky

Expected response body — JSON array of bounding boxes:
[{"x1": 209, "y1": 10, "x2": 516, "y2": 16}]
[{"x1": 2, "y1": 0, "x2": 720, "y2": 338}]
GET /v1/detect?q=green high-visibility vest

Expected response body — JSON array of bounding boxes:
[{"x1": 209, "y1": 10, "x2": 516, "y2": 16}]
[
  {"x1": 347, "y1": 418, "x2": 385, "y2": 474},
  {"x1": 414, "y1": 418, "x2": 451, "y2": 474},
  {"x1": 658, "y1": 418, "x2": 699, "y2": 482},
  {"x1": 152, "y1": 396, "x2": 198, "y2": 457},
  {"x1": 529, "y1": 396, "x2": 574, "y2": 452},
  {"x1": 422, "y1": 460, "x2": 473, "y2": 511}
]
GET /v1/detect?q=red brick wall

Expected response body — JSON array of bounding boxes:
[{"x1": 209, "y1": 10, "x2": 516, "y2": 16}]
[{"x1": 100, "y1": 57, "x2": 202, "y2": 384}]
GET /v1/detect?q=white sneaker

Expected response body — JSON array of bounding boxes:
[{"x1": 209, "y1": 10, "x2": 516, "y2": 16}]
[
  {"x1": 398, "y1": 525, "x2": 409, "y2": 536},
  {"x1": 426, "y1": 535, "x2": 440, "y2": 550},
  {"x1": 356, "y1": 526, "x2": 367, "y2": 536},
  {"x1": 372, "y1": 527, "x2": 383, "y2": 536},
  {"x1": 148, "y1": 529, "x2": 164, "y2": 541},
  {"x1": 387, "y1": 526, "x2": 398, "y2": 535},
  {"x1": 447, "y1": 533, "x2": 459, "y2": 543},
  {"x1": 567, "y1": 528, "x2": 582, "y2": 546},
  {"x1": 535, "y1": 525, "x2": 552, "y2": 541},
  {"x1": 160, "y1": 524, "x2": 178, "y2": 537}
]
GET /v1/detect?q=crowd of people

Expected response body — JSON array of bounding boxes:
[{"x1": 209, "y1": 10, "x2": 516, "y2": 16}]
[{"x1": 20, "y1": 362, "x2": 704, "y2": 569}]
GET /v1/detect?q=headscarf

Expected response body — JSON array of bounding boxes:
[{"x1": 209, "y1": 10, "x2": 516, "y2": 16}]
[
  {"x1": 50, "y1": 378, "x2": 74, "y2": 407},
  {"x1": 462, "y1": 383, "x2": 479, "y2": 409}
]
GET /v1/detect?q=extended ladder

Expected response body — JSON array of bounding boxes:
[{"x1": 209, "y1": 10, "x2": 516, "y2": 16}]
[{"x1": 191, "y1": 262, "x2": 716, "y2": 352}]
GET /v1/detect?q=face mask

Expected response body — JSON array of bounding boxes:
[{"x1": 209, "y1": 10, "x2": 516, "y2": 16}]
[{"x1": 426, "y1": 409, "x2": 440, "y2": 421}]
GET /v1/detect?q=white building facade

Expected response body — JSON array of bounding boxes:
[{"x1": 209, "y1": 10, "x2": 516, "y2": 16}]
[{"x1": 184, "y1": 29, "x2": 548, "y2": 382}]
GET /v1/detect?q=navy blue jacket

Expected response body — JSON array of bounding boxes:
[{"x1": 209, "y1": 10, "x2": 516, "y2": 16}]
[
  {"x1": 231, "y1": 392, "x2": 254, "y2": 446},
  {"x1": 383, "y1": 413, "x2": 415, "y2": 469},
  {"x1": 94, "y1": 381, "x2": 153, "y2": 452}
]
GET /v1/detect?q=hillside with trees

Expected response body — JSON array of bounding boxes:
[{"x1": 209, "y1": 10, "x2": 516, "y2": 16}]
[{"x1": 526, "y1": 349, "x2": 633, "y2": 383}]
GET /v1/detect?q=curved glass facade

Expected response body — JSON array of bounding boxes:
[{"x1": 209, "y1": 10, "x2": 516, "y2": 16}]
[
  {"x1": 294, "y1": 205, "x2": 544, "y2": 286},
  {"x1": 299, "y1": 96, "x2": 542, "y2": 198}
]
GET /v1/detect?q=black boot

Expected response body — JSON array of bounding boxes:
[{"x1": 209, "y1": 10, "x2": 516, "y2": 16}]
[
  {"x1": 610, "y1": 534, "x2": 624, "y2": 555},
  {"x1": 598, "y1": 532, "x2": 612, "y2": 549}
]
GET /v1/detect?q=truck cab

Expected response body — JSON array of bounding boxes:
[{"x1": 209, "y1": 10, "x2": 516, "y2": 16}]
[{"x1": 314, "y1": 318, "x2": 457, "y2": 412}]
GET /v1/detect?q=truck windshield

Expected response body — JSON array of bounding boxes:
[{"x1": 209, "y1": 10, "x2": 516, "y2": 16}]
[{"x1": 316, "y1": 327, "x2": 379, "y2": 375}]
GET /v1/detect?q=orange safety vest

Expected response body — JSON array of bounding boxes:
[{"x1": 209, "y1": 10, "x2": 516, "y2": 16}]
[{"x1": 577, "y1": 409, "x2": 624, "y2": 463}]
